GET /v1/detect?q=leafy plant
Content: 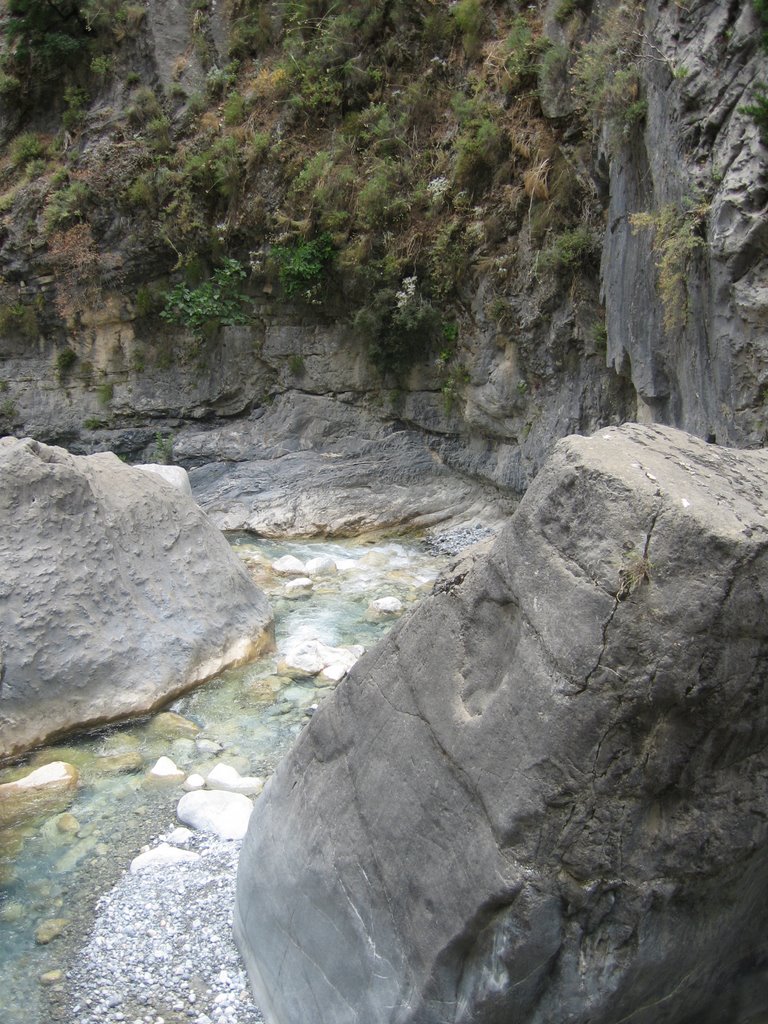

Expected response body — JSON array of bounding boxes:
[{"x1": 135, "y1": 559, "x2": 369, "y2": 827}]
[
  {"x1": 160, "y1": 258, "x2": 251, "y2": 334},
  {"x1": 270, "y1": 234, "x2": 334, "y2": 300},
  {"x1": 741, "y1": 82, "x2": 768, "y2": 145}
]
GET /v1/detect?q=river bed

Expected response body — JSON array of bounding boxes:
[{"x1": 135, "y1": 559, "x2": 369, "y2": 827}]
[{"x1": 0, "y1": 532, "x2": 459, "y2": 1024}]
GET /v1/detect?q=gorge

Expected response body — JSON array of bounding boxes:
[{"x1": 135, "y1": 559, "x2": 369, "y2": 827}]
[{"x1": 0, "y1": 0, "x2": 767, "y2": 1022}]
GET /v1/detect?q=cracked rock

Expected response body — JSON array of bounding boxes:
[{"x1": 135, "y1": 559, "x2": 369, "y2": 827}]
[{"x1": 235, "y1": 424, "x2": 768, "y2": 1024}]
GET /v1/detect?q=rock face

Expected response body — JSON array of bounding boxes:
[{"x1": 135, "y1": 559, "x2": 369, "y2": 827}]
[
  {"x1": 0, "y1": 438, "x2": 273, "y2": 761},
  {"x1": 184, "y1": 394, "x2": 514, "y2": 536},
  {"x1": 235, "y1": 424, "x2": 768, "y2": 1024}
]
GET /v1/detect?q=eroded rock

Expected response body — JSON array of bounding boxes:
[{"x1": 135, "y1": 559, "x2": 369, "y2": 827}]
[
  {"x1": 235, "y1": 425, "x2": 768, "y2": 1024},
  {"x1": 0, "y1": 438, "x2": 274, "y2": 761}
]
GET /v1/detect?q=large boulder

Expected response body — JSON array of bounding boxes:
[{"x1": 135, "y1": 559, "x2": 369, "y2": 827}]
[
  {"x1": 235, "y1": 424, "x2": 768, "y2": 1024},
  {"x1": 0, "y1": 438, "x2": 273, "y2": 760}
]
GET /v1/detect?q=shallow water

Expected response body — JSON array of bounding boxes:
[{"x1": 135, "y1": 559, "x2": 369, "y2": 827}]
[{"x1": 0, "y1": 533, "x2": 450, "y2": 1024}]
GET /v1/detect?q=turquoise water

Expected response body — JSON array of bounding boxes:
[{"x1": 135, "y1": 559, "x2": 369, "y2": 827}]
[{"x1": 0, "y1": 533, "x2": 448, "y2": 1024}]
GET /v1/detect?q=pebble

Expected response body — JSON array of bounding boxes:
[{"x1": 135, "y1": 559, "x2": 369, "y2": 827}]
[
  {"x1": 424, "y1": 524, "x2": 494, "y2": 556},
  {"x1": 67, "y1": 833, "x2": 264, "y2": 1023}
]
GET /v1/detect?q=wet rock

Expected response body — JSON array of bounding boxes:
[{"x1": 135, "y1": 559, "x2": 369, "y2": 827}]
[
  {"x1": 0, "y1": 762, "x2": 79, "y2": 827},
  {"x1": 235, "y1": 425, "x2": 768, "y2": 1024},
  {"x1": 183, "y1": 773, "x2": 206, "y2": 792},
  {"x1": 96, "y1": 751, "x2": 144, "y2": 775},
  {"x1": 284, "y1": 577, "x2": 313, "y2": 599},
  {"x1": 271, "y1": 555, "x2": 306, "y2": 576},
  {"x1": 304, "y1": 556, "x2": 337, "y2": 577},
  {"x1": 39, "y1": 970, "x2": 64, "y2": 985},
  {"x1": 55, "y1": 812, "x2": 80, "y2": 834},
  {"x1": 34, "y1": 917, "x2": 69, "y2": 944},
  {"x1": 147, "y1": 711, "x2": 202, "y2": 739},
  {"x1": 0, "y1": 438, "x2": 274, "y2": 760}
]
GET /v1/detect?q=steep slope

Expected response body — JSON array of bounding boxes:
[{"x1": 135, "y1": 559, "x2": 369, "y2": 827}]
[{"x1": 0, "y1": 0, "x2": 764, "y2": 493}]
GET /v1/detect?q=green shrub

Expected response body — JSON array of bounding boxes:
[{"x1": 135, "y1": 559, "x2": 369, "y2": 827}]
[
  {"x1": 571, "y1": 1, "x2": 645, "y2": 137},
  {"x1": 504, "y1": 14, "x2": 548, "y2": 92},
  {"x1": 270, "y1": 234, "x2": 334, "y2": 300},
  {"x1": 183, "y1": 137, "x2": 241, "y2": 201},
  {"x1": 288, "y1": 353, "x2": 305, "y2": 376},
  {"x1": 97, "y1": 382, "x2": 114, "y2": 404},
  {"x1": 206, "y1": 62, "x2": 239, "y2": 100},
  {"x1": 0, "y1": 71, "x2": 21, "y2": 95},
  {"x1": 62, "y1": 86, "x2": 88, "y2": 131},
  {"x1": 152, "y1": 431, "x2": 174, "y2": 464},
  {"x1": 537, "y1": 226, "x2": 600, "y2": 276},
  {"x1": 10, "y1": 131, "x2": 47, "y2": 168},
  {"x1": 160, "y1": 257, "x2": 251, "y2": 334},
  {"x1": 357, "y1": 161, "x2": 410, "y2": 228},
  {"x1": 630, "y1": 201, "x2": 708, "y2": 332},
  {"x1": 454, "y1": 115, "x2": 508, "y2": 194},
  {"x1": 145, "y1": 115, "x2": 172, "y2": 153},
  {"x1": 54, "y1": 346, "x2": 77, "y2": 381},
  {"x1": 354, "y1": 275, "x2": 442, "y2": 376},
  {"x1": 452, "y1": 0, "x2": 485, "y2": 60},
  {"x1": 44, "y1": 180, "x2": 90, "y2": 232},
  {"x1": 127, "y1": 86, "x2": 162, "y2": 126},
  {"x1": 0, "y1": 301, "x2": 38, "y2": 340},
  {"x1": 222, "y1": 91, "x2": 247, "y2": 125},
  {"x1": 90, "y1": 53, "x2": 113, "y2": 76},
  {"x1": 741, "y1": 82, "x2": 768, "y2": 144}
]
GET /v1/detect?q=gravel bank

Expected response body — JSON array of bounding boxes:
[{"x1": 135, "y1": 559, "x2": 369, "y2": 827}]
[
  {"x1": 424, "y1": 523, "x2": 495, "y2": 556},
  {"x1": 66, "y1": 830, "x2": 263, "y2": 1024}
]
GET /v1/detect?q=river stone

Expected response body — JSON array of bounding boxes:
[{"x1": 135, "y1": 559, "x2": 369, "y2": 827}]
[
  {"x1": 0, "y1": 438, "x2": 274, "y2": 760},
  {"x1": 271, "y1": 555, "x2": 306, "y2": 576},
  {"x1": 133, "y1": 463, "x2": 193, "y2": 495},
  {"x1": 177, "y1": 790, "x2": 253, "y2": 840},
  {"x1": 235, "y1": 424, "x2": 768, "y2": 1024},
  {"x1": 206, "y1": 763, "x2": 264, "y2": 797},
  {"x1": 148, "y1": 756, "x2": 185, "y2": 781},
  {"x1": 129, "y1": 842, "x2": 201, "y2": 873},
  {"x1": 0, "y1": 762, "x2": 79, "y2": 827},
  {"x1": 284, "y1": 577, "x2": 313, "y2": 599},
  {"x1": 304, "y1": 556, "x2": 337, "y2": 577},
  {"x1": 147, "y1": 711, "x2": 202, "y2": 739},
  {"x1": 34, "y1": 917, "x2": 69, "y2": 944},
  {"x1": 367, "y1": 596, "x2": 404, "y2": 616}
]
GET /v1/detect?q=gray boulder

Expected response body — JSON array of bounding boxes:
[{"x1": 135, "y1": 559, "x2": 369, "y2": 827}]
[
  {"x1": 0, "y1": 438, "x2": 273, "y2": 760},
  {"x1": 235, "y1": 424, "x2": 768, "y2": 1024}
]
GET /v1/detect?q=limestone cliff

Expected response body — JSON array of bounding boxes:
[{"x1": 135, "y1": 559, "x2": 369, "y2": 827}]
[{"x1": 0, "y1": 0, "x2": 764, "y2": 497}]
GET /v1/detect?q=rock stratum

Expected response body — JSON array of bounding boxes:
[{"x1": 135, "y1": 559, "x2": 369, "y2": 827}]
[
  {"x1": 0, "y1": 438, "x2": 273, "y2": 761},
  {"x1": 235, "y1": 424, "x2": 768, "y2": 1024}
]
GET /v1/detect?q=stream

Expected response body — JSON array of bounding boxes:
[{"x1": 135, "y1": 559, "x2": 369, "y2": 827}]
[{"x1": 0, "y1": 532, "x2": 456, "y2": 1024}]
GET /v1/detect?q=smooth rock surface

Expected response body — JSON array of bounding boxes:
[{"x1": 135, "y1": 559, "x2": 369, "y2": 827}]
[
  {"x1": 0, "y1": 438, "x2": 274, "y2": 760},
  {"x1": 129, "y1": 842, "x2": 201, "y2": 873},
  {"x1": 235, "y1": 424, "x2": 768, "y2": 1024},
  {"x1": 133, "y1": 463, "x2": 193, "y2": 495},
  {"x1": 177, "y1": 790, "x2": 254, "y2": 841}
]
